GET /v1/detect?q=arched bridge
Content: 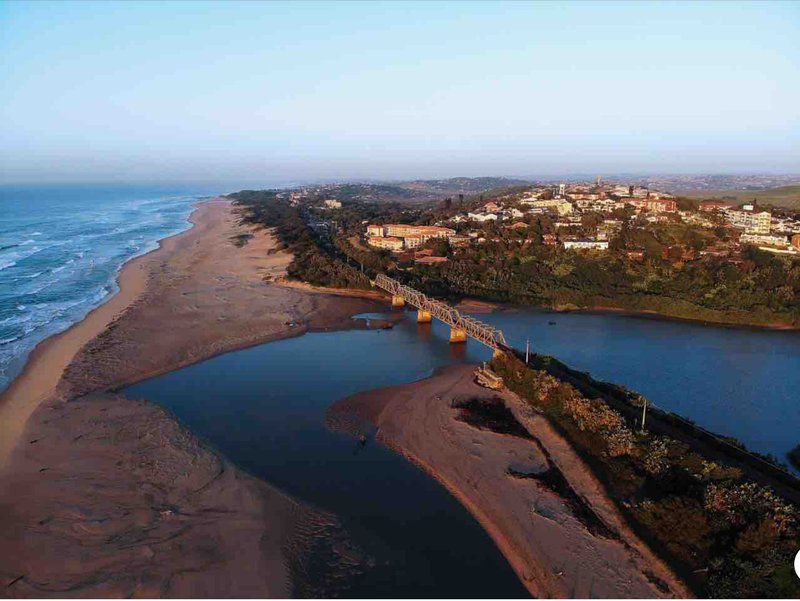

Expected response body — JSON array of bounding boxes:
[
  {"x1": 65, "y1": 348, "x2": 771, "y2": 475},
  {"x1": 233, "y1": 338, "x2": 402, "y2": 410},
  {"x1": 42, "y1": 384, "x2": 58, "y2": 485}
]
[{"x1": 372, "y1": 274, "x2": 507, "y2": 349}]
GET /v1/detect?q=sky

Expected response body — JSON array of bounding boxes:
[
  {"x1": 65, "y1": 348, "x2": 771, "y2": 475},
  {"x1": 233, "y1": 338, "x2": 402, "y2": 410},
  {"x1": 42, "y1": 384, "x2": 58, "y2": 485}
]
[{"x1": 1, "y1": 0, "x2": 798, "y2": 185}]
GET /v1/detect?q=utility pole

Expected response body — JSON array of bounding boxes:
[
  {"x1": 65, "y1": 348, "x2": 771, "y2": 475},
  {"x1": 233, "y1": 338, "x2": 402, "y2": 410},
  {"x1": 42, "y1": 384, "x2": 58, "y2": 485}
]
[
  {"x1": 525, "y1": 339, "x2": 530, "y2": 364},
  {"x1": 640, "y1": 398, "x2": 648, "y2": 432}
]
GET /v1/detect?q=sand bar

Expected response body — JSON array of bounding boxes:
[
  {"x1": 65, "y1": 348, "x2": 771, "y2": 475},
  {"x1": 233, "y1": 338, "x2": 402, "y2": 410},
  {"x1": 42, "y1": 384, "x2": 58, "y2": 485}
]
[
  {"x1": 330, "y1": 364, "x2": 691, "y2": 598},
  {"x1": 0, "y1": 198, "x2": 383, "y2": 597}
]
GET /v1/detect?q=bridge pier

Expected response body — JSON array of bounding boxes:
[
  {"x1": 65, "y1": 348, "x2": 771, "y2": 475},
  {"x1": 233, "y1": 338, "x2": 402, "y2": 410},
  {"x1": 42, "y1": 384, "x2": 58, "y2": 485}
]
[
  {"x1": 449, "y1": 327, "x2": 467, "y2": 343},
  {"x1": 391, "y1": 294, "x2": 405, "y2": 308},
  {"x1": 417, "y1": 309, "x2": 432, "y2": 323}
]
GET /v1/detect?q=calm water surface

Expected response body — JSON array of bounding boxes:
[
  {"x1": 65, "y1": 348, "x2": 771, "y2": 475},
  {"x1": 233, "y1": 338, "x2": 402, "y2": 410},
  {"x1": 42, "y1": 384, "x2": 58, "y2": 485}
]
[
  {"x1": 126, "y1": 308, "x2": 800, "y2": 596},
  {"x1": 479, "y1": 310, "x2": 800, "y2": 468},
  {"x1": 126, "y1": 316, "x2": 521, "y2": 598}
]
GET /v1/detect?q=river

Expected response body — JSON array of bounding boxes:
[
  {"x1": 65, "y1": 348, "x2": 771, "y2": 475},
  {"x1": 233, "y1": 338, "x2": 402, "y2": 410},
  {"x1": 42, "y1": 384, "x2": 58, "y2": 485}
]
[{"x1": 125, "y1": 308, "x2": 800, "y2": 596}]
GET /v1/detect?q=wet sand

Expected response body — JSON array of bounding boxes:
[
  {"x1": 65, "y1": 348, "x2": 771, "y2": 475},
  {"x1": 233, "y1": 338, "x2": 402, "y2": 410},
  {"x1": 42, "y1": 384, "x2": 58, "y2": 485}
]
[
  {"x1": 0, "y1": 199, "x2": 383, "y2": 597},
  {"x1": 330, "y1": 364, "x2": 690, "y2": 599}
]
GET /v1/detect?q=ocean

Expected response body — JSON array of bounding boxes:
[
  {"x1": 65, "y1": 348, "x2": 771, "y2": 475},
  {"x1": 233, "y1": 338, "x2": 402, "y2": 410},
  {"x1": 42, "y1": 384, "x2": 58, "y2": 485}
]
[{"x1": 0, "y1": 184, "x2": 222, "y2": 392}]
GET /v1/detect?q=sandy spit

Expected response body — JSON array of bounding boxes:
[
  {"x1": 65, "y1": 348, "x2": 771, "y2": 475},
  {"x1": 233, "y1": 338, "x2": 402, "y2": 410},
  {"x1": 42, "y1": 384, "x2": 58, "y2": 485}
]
[
  {"x1": 329, "y1": 364, "x2": 691, "y2": 599},
  {"x1": 0, "y1": 199, "x2": 384, "y2": 597}
]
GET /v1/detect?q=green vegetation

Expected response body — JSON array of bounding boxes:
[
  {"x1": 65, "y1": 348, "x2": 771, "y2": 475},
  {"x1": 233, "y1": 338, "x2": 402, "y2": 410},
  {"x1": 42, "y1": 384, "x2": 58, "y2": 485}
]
[
  {"x1": 409, "y1": 234, "x2": 800, "y2": 328},
  {"x1": 228, "y1": 185, "x2": 800, "y2": 328},
  {"x1": 491, "y1": 351, "x2": 800, "y2": 598},
  {"x1": 689, "y1": 185, "x2": 800, "y2": 211},
  {"x1": 230, "y1": 190, "x2": 371, "y2": 289}
]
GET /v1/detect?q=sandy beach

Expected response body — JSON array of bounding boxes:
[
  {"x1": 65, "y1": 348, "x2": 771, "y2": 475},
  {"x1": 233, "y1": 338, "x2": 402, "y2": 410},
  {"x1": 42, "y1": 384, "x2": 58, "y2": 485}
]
[
  {"x1": 0, "y1": 199, "x2": 384, "y2": 597},
  {"x1": 329, "y1": 364, "x2": 690, "y2": 599}
]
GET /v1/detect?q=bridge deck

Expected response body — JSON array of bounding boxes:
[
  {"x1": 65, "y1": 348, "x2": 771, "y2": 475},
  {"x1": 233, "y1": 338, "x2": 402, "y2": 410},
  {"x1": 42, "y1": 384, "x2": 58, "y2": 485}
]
[{"x1": 373, "y1": 274, "x2": 507, "y2": 349}]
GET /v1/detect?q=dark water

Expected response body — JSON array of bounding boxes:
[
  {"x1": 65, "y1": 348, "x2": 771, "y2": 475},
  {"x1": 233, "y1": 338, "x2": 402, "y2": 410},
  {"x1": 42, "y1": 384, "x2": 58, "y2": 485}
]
[
  {"x1": 126, "y1": 316, "x2": 521, "y2": 598},
  {"x1": 125, "y1": 308, "x2": 800, "y2": 596},
  {"x1": 477, "y1": 310, "x2": 800, "y2": 470}
]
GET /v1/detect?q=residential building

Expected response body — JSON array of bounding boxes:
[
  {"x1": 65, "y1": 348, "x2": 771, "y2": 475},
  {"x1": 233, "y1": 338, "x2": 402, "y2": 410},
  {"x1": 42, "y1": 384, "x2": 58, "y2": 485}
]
[
  {"x1": 520, "y1": 198, "x2": 573, "y2": 215},
  {"x1": 467, "y1": 212, "x2": 499, "y2": 222},
  {"x1": 563, "y1": 239, "x2": 609, "y2": 251},
  {"x1": 450, "y1": 235, "x2": 471, "y2": 247},
  {"x1": 699, "y1": 200, "x2": 731, "y2": 212},
  {"x1": 793, "y1": 234, "x2": 800, "y2": 251},
  {"x1": 726, "y1": 210, "x2": 771, "y2": 234},
  {"x1": 739, "y1": 232, "x2": 789, "y2": 248},
  {"x1": 322, "y1": 199, "x2": 342, "y2": 209},
  {"x1": 367, "y1": 236, "x2": 404, "y2": 251},
  {"x1": 383, "y1": 224, "x2": 456, "y2": 240},
  {"x1": 367, "y1": 224, "x2": 385, "y2": 237},
  {"x1": 402, "y1": 235, "x2": 423, "y2": 249},
  {"x1": 627, "y1": 198, "x2": 677, "y2": 213}
]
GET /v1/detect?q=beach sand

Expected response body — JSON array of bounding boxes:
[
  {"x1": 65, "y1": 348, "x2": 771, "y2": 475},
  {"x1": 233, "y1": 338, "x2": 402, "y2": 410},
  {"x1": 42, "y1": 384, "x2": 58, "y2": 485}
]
[
  {"x1": 0, "y1": 199, "x2": 383, "y2": 597},
  {"x1": 329, "y1": 364, "x2": 691, "y2": 599}
]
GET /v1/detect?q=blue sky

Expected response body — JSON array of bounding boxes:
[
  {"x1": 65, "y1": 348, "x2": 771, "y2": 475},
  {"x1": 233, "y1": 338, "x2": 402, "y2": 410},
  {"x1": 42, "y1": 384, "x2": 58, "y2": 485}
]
[{"x1": 1, "y1": 1, "x2": 798, "y2": 184}]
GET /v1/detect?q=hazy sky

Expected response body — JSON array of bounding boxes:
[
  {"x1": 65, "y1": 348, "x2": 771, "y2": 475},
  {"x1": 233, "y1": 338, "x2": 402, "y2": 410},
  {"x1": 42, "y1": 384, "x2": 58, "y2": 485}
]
[{"x1": 1, "y1": 0, "x2": 798, "y2": 184}]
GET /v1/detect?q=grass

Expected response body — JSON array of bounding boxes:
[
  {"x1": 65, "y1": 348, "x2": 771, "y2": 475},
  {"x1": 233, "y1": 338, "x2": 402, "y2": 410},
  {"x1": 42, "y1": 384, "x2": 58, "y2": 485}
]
[{"x1": 687, "y1": 185, "x2": 800, "y2": 210}]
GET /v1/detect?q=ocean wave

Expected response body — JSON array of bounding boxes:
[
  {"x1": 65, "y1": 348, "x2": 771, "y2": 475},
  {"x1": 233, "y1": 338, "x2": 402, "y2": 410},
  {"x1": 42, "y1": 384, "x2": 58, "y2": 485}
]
[
  {"x1": 51, "y1": 259, "x2": 75, "y2": 274},
  {"x1": 0, "y1": 187, "x2": 201, "y2": 391}
]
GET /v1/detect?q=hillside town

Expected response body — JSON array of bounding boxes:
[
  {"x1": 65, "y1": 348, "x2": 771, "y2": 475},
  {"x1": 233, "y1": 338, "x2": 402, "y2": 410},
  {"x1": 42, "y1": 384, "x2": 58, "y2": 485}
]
[{"x1": 360, "y1": 180, "x2": 800, "y2": 261}]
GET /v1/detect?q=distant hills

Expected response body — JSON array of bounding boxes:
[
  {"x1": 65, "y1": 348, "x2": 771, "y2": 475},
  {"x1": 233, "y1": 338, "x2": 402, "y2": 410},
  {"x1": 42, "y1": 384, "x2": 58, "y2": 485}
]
[
  {"x1": 685, "y1": 185, "x2": 800, "y2": 210},
  {"x1": 293, "y1": 175, "x2": 800, "y2": 209},
  {"x1": 305, "y1": 177, "x2": 533, "y2": 204}
]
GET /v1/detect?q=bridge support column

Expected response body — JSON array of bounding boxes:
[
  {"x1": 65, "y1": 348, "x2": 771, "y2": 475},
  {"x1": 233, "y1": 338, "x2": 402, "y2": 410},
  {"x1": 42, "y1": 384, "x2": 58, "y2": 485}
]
[
  {"x1": 492, "y1": 348, "x2": 505, "y2": 360},
  {"x1": 449, "y1": 327, "x2": 467, "y2": 343},
  {"x1": 417, "y1": 309, "x2": 432, "y2": 323},
  {"x1": 391, "y1": 294, "x2": 405, "y2": 308}
]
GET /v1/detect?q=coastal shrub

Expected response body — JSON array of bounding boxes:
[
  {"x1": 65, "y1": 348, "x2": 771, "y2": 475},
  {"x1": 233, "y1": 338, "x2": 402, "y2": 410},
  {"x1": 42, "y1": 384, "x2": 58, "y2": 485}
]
[
  {"x1": 231, "y1": 191, "x2": 372, "y2": 290},
  {"x1": 641, "y1": 436, "x2": 671, "y2": 475},
  {"x1": 635, "y1": 496, "x2": 712, "y2": 564},
  {"x1": 490, "y1": 351, "x2": 800, "y2": 598},
  {"x1": 408, "y1": 230, "x2": 800, "y2": 326}
]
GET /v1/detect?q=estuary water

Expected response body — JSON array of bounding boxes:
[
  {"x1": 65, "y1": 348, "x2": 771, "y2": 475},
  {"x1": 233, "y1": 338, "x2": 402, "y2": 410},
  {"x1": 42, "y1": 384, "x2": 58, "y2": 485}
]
[
  {"x1": 0, "y1": 184, "x2": 216, "y2": 390},
  {"x1": 126, "y1": 309, "x2": 799, "y2": 596}
]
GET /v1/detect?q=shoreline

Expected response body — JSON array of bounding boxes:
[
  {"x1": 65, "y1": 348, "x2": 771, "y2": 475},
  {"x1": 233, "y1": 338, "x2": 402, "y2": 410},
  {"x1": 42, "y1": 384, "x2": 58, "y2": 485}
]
[
  {"x1": 0, "y1": 198, "x2": 385, "y2": 597},
  {"x1": 0, "y1": 202, "x2": 203, "y2": 466},
  {"x1": 566, "y1": 303, "x2": 800, "y2": 331},
  {"x1": 454, "y1": 295, "x2": 800, "y2": 331},
  {"x1": 329, "y1": 365, "x2": 689, "y2": 598}
]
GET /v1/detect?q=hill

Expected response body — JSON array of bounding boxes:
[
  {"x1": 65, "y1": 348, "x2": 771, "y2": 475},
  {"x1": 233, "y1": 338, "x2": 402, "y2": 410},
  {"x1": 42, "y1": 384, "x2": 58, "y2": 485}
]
[{"x1": 687, "y1": 184, "x2": 800, "y2": 210}]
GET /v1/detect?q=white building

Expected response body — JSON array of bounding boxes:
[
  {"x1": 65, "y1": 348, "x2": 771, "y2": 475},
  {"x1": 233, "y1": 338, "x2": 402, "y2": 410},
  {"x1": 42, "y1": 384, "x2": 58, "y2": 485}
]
[
  {"x1": 468, "y1": 212, "x2": 499, "y2": 222},
  {"x1": 563, "y1": 239, "x2": 609, "y2": 251},
  {"x1": 740, "y1": 232, "x2": 789, "y2": 247},
  {"x1": 519, "y1": 198, "x2": 573, "y2": 216},
  {"x1": 726, "y1": 209, "x2": 771, "y2": 234}
]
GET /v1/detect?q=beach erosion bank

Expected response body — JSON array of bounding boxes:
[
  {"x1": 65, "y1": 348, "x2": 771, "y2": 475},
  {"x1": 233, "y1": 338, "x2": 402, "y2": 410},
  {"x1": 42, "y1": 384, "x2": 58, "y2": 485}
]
[
  {"x1": 328, "y1": 365, "x2": 689, "y2": 598},
  {"x1": 0, "y1": 199, "x2": 384, "y2": 597}
]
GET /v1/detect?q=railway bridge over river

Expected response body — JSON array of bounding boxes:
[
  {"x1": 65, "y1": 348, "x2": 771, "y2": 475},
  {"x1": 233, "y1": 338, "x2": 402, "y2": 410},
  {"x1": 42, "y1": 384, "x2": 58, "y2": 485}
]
[{"x1": 372, "y1": 274, "x2": 507, "y2": 350}]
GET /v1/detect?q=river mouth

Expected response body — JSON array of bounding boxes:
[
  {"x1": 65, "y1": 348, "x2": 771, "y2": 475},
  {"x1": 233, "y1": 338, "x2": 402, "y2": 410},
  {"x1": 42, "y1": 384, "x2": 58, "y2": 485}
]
[
  {"x1": 124, "y1": 315, "x2": 524, "y2": 597},
  {"x1": 123, "y1": 306, "x2": 800, "y2": 594}
]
